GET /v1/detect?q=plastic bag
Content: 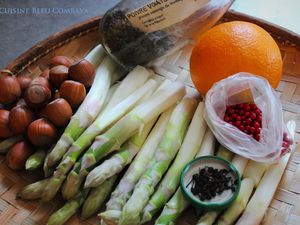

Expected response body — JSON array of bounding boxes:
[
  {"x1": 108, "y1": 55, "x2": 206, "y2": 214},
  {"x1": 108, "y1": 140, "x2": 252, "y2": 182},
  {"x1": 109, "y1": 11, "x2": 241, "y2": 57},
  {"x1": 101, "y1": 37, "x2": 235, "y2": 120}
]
[
  {"x1": 204, "y1": 73, "x2": 284, "y2": 163},
  {"x1": 99, "y1": 0, "x2": 233, "y2": 69}
]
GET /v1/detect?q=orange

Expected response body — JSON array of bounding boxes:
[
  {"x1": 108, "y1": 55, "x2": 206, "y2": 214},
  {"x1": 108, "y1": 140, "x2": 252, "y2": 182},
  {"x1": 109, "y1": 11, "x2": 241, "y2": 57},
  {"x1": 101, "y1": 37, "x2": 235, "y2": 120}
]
[{"x1": 190, "y1": 21, "x2": 283, "y2": 95}]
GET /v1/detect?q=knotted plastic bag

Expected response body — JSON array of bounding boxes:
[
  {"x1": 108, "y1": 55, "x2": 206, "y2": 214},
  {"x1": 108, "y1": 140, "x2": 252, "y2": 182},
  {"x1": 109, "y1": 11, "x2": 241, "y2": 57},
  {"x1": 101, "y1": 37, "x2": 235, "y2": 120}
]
[{"x1": 204, "y1": 73, "x2": 284, "y2": 163}]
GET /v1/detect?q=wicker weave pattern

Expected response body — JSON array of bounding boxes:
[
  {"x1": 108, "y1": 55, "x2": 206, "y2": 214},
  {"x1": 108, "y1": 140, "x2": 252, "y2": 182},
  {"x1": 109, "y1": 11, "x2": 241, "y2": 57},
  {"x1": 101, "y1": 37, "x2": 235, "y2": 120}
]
[{"x1": 1, "y1": 23, "x2": 300, "y2": 225}]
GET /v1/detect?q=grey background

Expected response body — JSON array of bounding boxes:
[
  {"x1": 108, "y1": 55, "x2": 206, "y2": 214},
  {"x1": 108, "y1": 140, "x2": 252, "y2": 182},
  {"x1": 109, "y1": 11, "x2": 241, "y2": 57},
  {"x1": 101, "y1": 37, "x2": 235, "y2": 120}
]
[{"x1": 0, "y1": 0, "x2": 121, "y2": 68}]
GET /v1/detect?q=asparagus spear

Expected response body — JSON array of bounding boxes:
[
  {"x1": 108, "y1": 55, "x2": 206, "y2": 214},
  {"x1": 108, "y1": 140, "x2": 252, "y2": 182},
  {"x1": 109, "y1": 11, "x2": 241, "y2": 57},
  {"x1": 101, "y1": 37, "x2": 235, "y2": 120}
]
[
  {"x1": 0, "y1": 135, "x2": 23, "y2": 154},
  {"x1": 100, "y1": 107, "x2": 175, "y2": 225},
  {"x1": 119, "y1": 96, "x2": 197, "y2": 225},
  {"x1": 215, "y1": 178, "x2": 254, "y2": 225},
  {"x1": 236, "y1": 120, "x2": 296, "y2": 225},
  {"x1": 141, "y1": 102, "x2": 205, "y2": 223},
  {"x1": 231, "y1": 155, "x2": 249, "y2": 176},
  {"x1": 155, "y1": 129, "x2": 216, "y2": 225},
  {"x1": 17, "y1": 179, "x2": 48, "y2": 200},
  {"x1": 216, "y1": 146, "x2": 234, "y2": 161},
  {"x1": 195, "y1": 129, "x2": 217, "y2": 157},
  {"x1": 84, "y1": 44, "x2": 107, "y2": 68},
  {"x1": 81, "y1": 176, "x2": 117, "y2": 220},
  {"x1": 63, "y1": 117, "x2": 157, "y2": 200},
  {"x1": 102, "y1": 82, "x2": 121, "y2": 110},
  {"x1": 47, "y1": 190, "x2": 88, "y2": 225},
  {"x1": 46, "y1": 52, "x2": 117, "y2": 168},
  {"x1": 84, "y1": 117, "x2": 157, "y2": 188},
  {"x1": 41, "y1": 79, "x2": 158, "y2": 202},
  {"x1": 243, "y1": 161, "x2": 270, "y2": 187},
  {"x1": 197, "y1": 212, "x2": 220, "y2": 225},
  {"x1": 101, "y1": 66, "x2": 153, "y2": 115},
  {"x1": 25, "y1": 149, "x2": 46, "y2": 171}
]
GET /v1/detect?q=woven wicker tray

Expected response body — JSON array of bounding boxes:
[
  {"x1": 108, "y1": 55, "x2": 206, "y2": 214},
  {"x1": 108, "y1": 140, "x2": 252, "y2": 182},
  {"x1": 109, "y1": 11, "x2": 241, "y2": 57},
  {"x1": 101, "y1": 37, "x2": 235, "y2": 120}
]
[{"x1": 1, "y1": 11, "x2": 300, "y2": 225}]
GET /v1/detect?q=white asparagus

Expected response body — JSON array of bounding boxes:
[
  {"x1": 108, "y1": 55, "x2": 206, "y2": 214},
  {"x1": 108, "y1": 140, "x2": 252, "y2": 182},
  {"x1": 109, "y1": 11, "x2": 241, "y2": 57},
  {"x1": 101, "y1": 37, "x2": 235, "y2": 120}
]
[
  {"x1": 216, "y1": 146, "x2": 234, "y2": 161},
  {"x1": 231, "y1": 155, "x2": 249, "y2": 176},
  {"x1": 236, "y1": 120, "x2": 296, "y2": 225},
  {"x1": 216, "y1": 178, "x2": 254, "y2": 225},
  {"x1": 243, "y1": 161, "x2": 270, "y2": 187},
  {"x1": 196, "y1": 129, "x2": 217, "y2": 157},
  {"x1": 101, "y1": 66, "x2": 152, "y2": 116},
  {"x1": 84, "y1": 44, "x2": 106, "y2": 68},
  {"x1": 102, "y1": 83, "x2": 121, "y2": 110}
]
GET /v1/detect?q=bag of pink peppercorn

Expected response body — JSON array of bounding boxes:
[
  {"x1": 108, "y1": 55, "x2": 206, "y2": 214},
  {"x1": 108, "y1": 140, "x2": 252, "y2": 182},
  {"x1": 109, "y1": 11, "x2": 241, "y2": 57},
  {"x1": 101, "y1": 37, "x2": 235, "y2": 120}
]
[{"x1": 204, "y1": 72, "x2": 293, "y2": 163}]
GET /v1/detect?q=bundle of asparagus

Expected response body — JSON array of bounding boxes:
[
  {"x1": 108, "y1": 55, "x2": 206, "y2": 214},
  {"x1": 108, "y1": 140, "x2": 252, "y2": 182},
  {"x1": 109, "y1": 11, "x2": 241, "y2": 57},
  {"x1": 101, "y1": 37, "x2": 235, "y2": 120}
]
[
  {"x1": 141, "y1": 102, "x2": 206, "y2": 224},
  {"x1": 119, "y1": 96, "x2": 197, "y2": 225},
  {"x1": 100, "y1": 107, "x2": 175, "y2": 225},
  {"x1": 41, "y1": 78, "x2": 160, "y2": 202},
  {"x1": 45, "y1": 117, "x2": 159, "y2": 225},
  {"x1": 155, "y1": 129, "x2": 217, "y2": 225}
]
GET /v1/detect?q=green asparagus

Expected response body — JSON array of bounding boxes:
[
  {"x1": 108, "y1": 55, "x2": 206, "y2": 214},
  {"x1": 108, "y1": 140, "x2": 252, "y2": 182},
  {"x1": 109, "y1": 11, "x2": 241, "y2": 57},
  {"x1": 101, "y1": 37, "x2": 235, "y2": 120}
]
[
  {"x1": 81, "y1": 176, "x2": 117, "y2": 220},
  {"x1": 100, "y1": 107, "x2": 175, "y2": 225},
  {"x1": 84, "y1": 118, "x2": 157, "y2": 189},
  {"x1": 119, "y1": 96, "x2": 197, "y2": 225},
  {"x1": 17, "y1": 179, "x2": 48, "y2": 200},
  {"x1": 63, "y1": 118, "x2": 157, "y2": 200},
  {"x1": 47, "y1": 190, "x2": 88, "y2": 225},
  {"x1": 41, "y1": 78, "x2": 158, "y2": 202},
  {"x1": 25, "y1": 149, "x2": 46, "y2": 171},
  {"x1": 141, "y1": 102, "x2": 206, "y2": 223}
]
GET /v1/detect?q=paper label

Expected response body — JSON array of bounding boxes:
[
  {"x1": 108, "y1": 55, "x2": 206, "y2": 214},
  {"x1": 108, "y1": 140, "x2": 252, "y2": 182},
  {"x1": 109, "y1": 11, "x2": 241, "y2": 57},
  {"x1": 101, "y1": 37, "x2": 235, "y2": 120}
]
[{"x1": 126, "y1": 0, "x2": 209, "y2": 33}]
